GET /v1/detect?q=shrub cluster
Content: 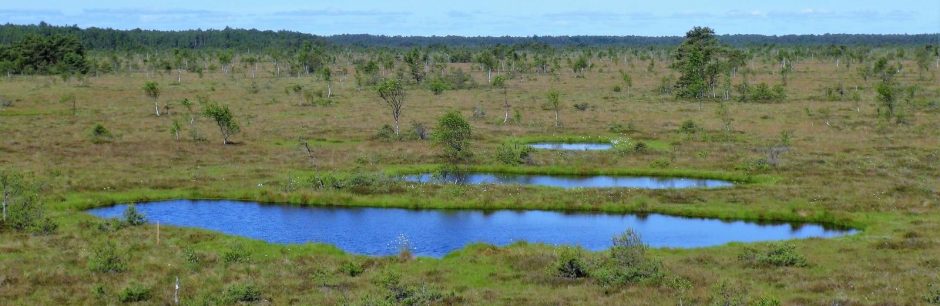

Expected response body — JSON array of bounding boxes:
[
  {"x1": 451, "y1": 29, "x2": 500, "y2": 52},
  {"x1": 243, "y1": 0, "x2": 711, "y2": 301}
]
[
  {"x1": 738, "y1": 243, "x2": 808, "y2": 267},
  {"x1": 119, "y1": 283, "x2": 151, "y2": 303},
  {"x1": 738, "y1": 82, "x2": 786, "y2": 102},
  {"x1": 307, "y1": 172, "x2": 397, "y2": 194},
  {"x1": 223, "y1": 283, "x2": 262, "y2": 303},
  {"x1": 495, "y1": 142, "x2": 533, "y2": 165},
  {"x1": 0, "y1": 170, "x2": 57, "y2": 234},
  {"x1": 88, "y1": 241, "x2": 127, "y2": 273},
  {"x1": 551, "y1": 229, "x2": 664, "y2": 287}
]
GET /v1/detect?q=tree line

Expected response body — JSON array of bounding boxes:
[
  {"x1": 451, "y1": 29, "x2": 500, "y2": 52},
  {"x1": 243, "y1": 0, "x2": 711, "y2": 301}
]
[{"x1": 1, "y1": 23, "x2": 936, "y2": 52}]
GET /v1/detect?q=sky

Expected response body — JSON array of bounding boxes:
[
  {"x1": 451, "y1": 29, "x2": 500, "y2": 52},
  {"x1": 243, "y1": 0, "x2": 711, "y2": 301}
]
[{"x1": 1, "y1": 0, "x2": 938, "y2": 36}]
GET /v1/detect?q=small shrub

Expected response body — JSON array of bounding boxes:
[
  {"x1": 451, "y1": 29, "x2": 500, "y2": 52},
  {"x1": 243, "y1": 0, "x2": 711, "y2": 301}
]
[
  {"x1": 375, "y1": 124, "x2": 397, "y2": 141},
  {"x1": 222, "y1": 244, "x2": 250, "y2": 264},
  {"x1": 678, "y1": 120, "x2": 700, "y2": 134},
  {"x1": 340, "y1": 261, "x2": 364, "y2": 277},
  {"x1": 633, "y1": 141, "x2": 648, "y2": 153},
  {"x1": 224, "y1": 283, "x2": 262, "y2": 303},
  {"x1": 92, "y1": 284, "x2": 106, "y2": 299},
  {"x1": 495, "y1": 142, "x2": 533, "y2": 165},
  {"x1": 119, "y1": 283, "x2": 151, "y2": 303},
  {"x1": 408, "y1": 121, "x2": 428, "y2": 140},
  {"x1": 650, "y1": 158, "x2": 671, "y2": 169},
  {"x1": 89, "y1": 124, "x2": 113, "y2": 144},
  {"x1": 595, "y1": 229, "x2": 664, "y2": 286},
  {"x1": 182, "y1": 248, "x2": 200, "y2": 265},
  {"x1": 553, "y1": 246, "x2": 588, "y2": 278},
  {"x1": 122, "y1": 204, "x2": 146, "y2": 226},
  {"x1": 611, "y1": 229, "x2": 647, "y2": 267},
  {"x1": 608, "y1": 122, "x2": 637, "y2": 134},
  {"x1": 738, "y1": 243, "x2": 807, "y2": 267},
  {"x1": 753, "y1": 296, "x2": 782, "y2": 306},
  {"x1": 926, "y1": 283, "x2": 940, "y2": 304},
  {"x1": 88, "y1": 241, "x2": 127, "y2": 273},
  {"x1": 378, "y1": 272, "x2": 450, "y2": 304},
  {"x1": 709, "y1": 280, "x2": 749, "y2": 306},
  {"x1": 739, "y1": 82, "x2": 786, "y2": 102},
  {"x1": 433, "y1": 111, "x2": 472, "y2": 162},
  {"x1": 307, "y1": 172, "x2": 395, "y2": 194},
  {"x1": 428, "y1": 78, "x2": 449, "y2": 95}
]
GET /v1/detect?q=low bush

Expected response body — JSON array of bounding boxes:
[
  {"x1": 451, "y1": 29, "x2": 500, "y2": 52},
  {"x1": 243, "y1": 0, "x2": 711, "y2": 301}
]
[
  {"x1": 340, "y1": 261, "x2": 364, "y2": 277},
  {"x1": 495, "y1": 142, "x2": 533, "y2": 165},
  {"x1": 738, "y1": 243, "x2": 808, "y2": 267},
  {"x1": 307, "y1": 172, "x2": 396, "y2": 194},
  {"x1": 608, "y1": 122, "x2": 637, "y2": 134},
  {"x1": 428, "y1": 77, "x2": 449, "y2": 95},
  {"x1": 223, "y1": 283, "x2": 262, "y2": 303},
  {"x1": 89, "y1": 123, "x2": 113, "y2": 144},
  {"x1": 221, "y1": 244, "x2": 251, "y2": 264},
  {"x1": 553, "y1": 246, "x2": 589, "y2": 279},
  {"x1": 88, "y1": 241, "x2": 127, "y2": 273},
  {"x1": 594, "y1": 229, "x2": 664, "y2": 286},
  {"x1": 378, "y1": 272, "x2": 451, "y2": 305},
  {"x1": 407, "y1": 121, "x2": 428, "y2": 140},
  {"x1": 122, "y1": 204, "x2": 146, "y2": 226},
  {"x1": 1, "y1": 170, "x2": 58, "y2": 234},
  {"x1": 119, "y1": 283, "x2": 151, "y2": 303},
  {"x1": 926, "y1": 283, "x2": 940, "y2": 304},
  {"x1": 650, "y1": 158, "x2": 671, "y2": 169},
  {"x1": 739, "y1": 82, "x2": 786, "y2": 102},
  {"x1": 374, "y1": 124, "x2": 397, "y2": 141},
  {"x1": 678, "y1": 120, "x2": 701, "y2": 134}
]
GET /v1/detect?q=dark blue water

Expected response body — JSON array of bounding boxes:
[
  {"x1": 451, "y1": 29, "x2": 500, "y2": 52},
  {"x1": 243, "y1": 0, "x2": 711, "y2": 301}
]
[
  {"x1": 402, "y1": 172, "x2": 734, "y2": 189},
  {"x1": 86, "y1": 200, "x2": 855, "y2": 257},
  {"x1": 529, "y1": 142, "x2": 612, "y2": 151}
]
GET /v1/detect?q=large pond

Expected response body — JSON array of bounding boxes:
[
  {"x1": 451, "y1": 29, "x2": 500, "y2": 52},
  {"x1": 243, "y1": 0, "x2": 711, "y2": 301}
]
[
  {"x1": 528, "y1": 142, "x2": 612, "y2": 151},
  {"x1": 86, "y1": 200, "x2": 855, "y2": 257},
  {"x1": 402, "y1": 172, "x2": 734, "y2": 189}
]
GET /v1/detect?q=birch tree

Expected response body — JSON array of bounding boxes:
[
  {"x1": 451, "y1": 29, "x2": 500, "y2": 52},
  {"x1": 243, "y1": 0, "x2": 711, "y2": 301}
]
[
  {"x1": 376, "y1": 79, "x2": 406, "y2": 136},
  {"x1": 143, "y1": 81, "x2": 161, "y2": 116}
]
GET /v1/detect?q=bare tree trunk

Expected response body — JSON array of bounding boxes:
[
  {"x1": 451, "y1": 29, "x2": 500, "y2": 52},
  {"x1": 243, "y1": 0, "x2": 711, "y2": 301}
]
[
  {"x1": 220, "y1": 125, "x2": 228, "y2": 145},
  {"x1": 154, "y1": 98, "x2": 161, "y2": 117},
  {"x1": 327, "y1": 81, "x2": 332, "y2": 98},
  {"x1": 189, "y1": 116, "x2": 197, "y2": 140},
  {"x1": 554, "y1": 110, "x2": 559, "y2": 127},
  {"x1": 393, "y1": 116, "x2": 400, "y2": 136},
  {"x1": 177, "y1": 68, "x2": 182, "y2": 83},
  {"x1": 502, "y1": 88, "x2": 510, "y2": 124}
]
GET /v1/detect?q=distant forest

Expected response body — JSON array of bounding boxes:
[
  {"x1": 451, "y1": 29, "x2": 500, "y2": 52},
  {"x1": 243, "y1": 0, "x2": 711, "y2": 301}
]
[{"x1": 1, "y1": 23, "x2": 937, "y2": 52}]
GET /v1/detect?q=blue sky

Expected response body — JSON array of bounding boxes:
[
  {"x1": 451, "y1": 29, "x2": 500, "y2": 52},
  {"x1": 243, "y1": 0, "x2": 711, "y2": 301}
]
[{"x1": 1, "y1": 0, "x2": 937, "y2": 36}]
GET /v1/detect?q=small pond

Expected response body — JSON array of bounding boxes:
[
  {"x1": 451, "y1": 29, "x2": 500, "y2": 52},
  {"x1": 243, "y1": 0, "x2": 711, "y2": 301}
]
[
  {"x1": 402, "y1": 172, "x2": 734, "y2": 189},
  {"x1": 528, "y1": 142, "x2": 612, "y2": 151},
  {"x1": 86, "y1": 200, "x2": 855, "y2": 257}
]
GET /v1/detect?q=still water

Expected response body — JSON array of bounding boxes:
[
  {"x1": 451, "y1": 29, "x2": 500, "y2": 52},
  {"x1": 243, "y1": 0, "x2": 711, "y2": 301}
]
[
  {"x1": 87, "y1": 200, "x2": 855, "y2": 257},
  {"x1": 528, "y1": 142, "x2": 613, "y2": 151},
  {"x1": 402, "y1": 172, "x2": 734, "y2": 189}
]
